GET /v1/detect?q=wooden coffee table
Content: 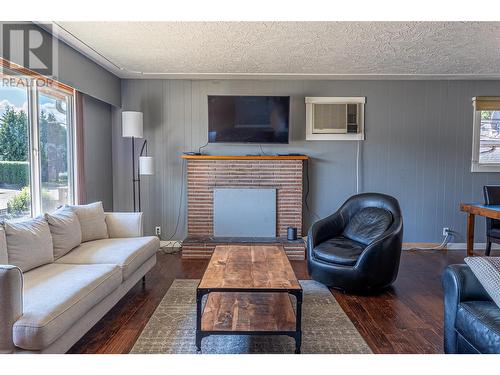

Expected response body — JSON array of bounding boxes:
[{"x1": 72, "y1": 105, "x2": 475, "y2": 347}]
[{"x1": 195, "y1": 244, "x2": 303, "y2": 353}]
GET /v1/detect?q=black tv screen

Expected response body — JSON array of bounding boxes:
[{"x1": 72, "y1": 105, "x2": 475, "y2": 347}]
[{"x1": 208, "y1": 95, "x2": 290, "y2": 143}]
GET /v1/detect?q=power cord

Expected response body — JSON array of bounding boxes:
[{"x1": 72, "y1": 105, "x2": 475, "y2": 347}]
[
  {"x1": 259, "y1": 144, "x2": 271, "y2": 156},
  {"x1": 304, "y1": 159, "x2": 321, "y2": 221},
  {"x1": 405, "y1": 230, "x2": 457, "y2": 251},
  {"x1": 160, "y1": 158, "x2": 186, "y2": 254},
  {"x1": 198, "y1": 140, "x2": 209, "y2": 155},
  {"x1": 356, "y1": 140, "x2": 361, "y2": 194}
]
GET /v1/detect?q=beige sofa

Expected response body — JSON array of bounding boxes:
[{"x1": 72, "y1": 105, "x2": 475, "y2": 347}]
[{"x1": 0, "y1": 209, "x2": 159, "y2": 354}]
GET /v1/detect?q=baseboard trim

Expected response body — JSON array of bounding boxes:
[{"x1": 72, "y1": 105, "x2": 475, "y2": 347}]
[
  {"x1": 403, "y1": 242, "x2": 500, "y2": 250},
  {"x1": 445, "y1": 242, "x2": 500, "y2": 250},
  {"x1": 159, "y1": 238, "x2": 499, "y2": 252},
  {"x1": 402, "y1": 242, "x2": 442, "y2": 250}
]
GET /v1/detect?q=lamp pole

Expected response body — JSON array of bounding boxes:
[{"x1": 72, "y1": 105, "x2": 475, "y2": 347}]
[
  {"x1": 122, "y1": 111, "x2": 153, "y2": 213},
  {"x1": 137, "y1": 139, "x2": 148, "y2": 212},
  {"x1": 132, "y1": 136, "x2": 137, "y2": 212},
  {"x1": 122, "y1": 111, "x2": 143, "y2": 213}
]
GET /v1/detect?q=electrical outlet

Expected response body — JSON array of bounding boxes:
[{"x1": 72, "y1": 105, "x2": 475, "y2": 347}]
[
  {"x1": 155, "y1": 226, "x2": 161, "y2": 236},
  {"x1": 443, "y1": 227, "x2": 450, "y2": 236}
]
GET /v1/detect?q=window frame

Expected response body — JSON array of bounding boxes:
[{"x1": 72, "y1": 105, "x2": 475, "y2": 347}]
[
  {"x1": 471, "y1": 97, "x2": 500, "y2": 173},
  {"x1": 305, "y1": 96, "x2": 366, "y2": 141},
  {"x1": 33, "y1": 85, "x2": 76, "y2": 215},
  {"x1": 1, "y1": 60, "x2": 76, "y2": 218}
]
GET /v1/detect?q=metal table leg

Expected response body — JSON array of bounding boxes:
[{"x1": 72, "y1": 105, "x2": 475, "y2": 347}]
[
  {"x1": 195, "y1": 289, "x2": 204, "y2": 351},
  {"x1": 293, "y1": 290, "x2": 303, "y2": 354}
]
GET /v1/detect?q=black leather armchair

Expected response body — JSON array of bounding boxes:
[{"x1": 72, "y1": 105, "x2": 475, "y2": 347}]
[
  {"x1": 483, "y1": 185, "x2": 500, "y2": 256},
  {"x1": 307, "y1": 193, "x2": 403, "y2": 293},
  {"x1": 442, "y1": 264, "x2": 500, "y2": 353}
]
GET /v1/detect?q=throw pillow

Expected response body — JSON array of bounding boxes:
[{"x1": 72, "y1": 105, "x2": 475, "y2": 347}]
[
  {"x1": 45, "y1": 206, "x2": 82, "y2": 259},
  {"x1": 464, "y1": 257, "x2": 500, "y2": 309},
  {"x1": 4, "y1": 217, "x2": 54, "y2": 272},
  {"x1": 68, "y1": 202, "x2": 108, "y2": 242}
]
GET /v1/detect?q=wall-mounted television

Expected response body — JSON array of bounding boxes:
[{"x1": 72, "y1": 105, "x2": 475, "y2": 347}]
[{"x1": 208, "y1": 95, "x2": 290, "y2": 143}]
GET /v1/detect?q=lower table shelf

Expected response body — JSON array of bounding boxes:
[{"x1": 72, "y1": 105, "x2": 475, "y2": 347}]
[{"x1": 201, "y1": 292, "x2": 296, "y2": 332}]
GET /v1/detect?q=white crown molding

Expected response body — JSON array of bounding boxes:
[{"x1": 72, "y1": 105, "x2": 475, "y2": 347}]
[
  {"x1": 131, "y1": 73, "x2": 500, "y2": 80},
  {"x1": 36, "y1": 21, "x2": 129, "y2": 77},
  {"x1": 38, "y1": 21, "x2": 500, "y2": 81}
]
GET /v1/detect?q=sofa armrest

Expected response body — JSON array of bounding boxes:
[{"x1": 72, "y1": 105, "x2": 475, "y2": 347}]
[
  {"x1": 105, "y1": 212, "x2": 144, "y2": 238},
  {"x1": 0, "y1": 265, "x2": 22, "y2": 354},
  {"x1": 442, "y1": 264, "x2": 492, "y2": 353}
]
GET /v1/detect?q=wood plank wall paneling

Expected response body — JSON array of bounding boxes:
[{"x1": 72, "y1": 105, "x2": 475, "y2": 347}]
[
  {"x1": 82, "y1": 94, "x2": 113, "y2": 211},
  {"x1": 113, "y1": 79, "x2": 500, "y2": 242}
]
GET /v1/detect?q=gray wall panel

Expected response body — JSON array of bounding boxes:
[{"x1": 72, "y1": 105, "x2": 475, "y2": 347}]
[
  {"x1": 83, "y1": 94, "x2": 113, "y2": 211},
  {"x1": 57, "y1": 38, "x2": 121, "y2": 107},
  {"x1": 113, "y1": 79, "x2": 500, "y2": 243}
]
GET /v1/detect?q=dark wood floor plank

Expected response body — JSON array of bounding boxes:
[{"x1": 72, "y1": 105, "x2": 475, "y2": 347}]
[
  {"x1": 334, "y1": 295, "x2": 396, "y2": 353},
  {"x1": 69, "y1": 249, "x2": 470, "y2": 354}
]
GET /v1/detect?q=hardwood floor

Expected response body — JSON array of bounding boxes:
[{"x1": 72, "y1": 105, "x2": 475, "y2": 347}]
[
  {"x1": 332, "y1": 250, "x2": 468, "y2": 354},
  {"x1": 68, "y1": 249, "x2": 495, "y2": 354}
]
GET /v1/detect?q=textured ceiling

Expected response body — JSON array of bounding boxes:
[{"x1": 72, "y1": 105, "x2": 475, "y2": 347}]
[{"x1": 55, "y1": 22, "x2": 500, "y2": 79}]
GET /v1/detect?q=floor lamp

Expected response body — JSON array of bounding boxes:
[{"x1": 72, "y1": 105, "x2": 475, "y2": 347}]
[
  {"x1": 138, "y1": 142, "x2": 154, "y2": 211},
  {"x1": 122, "y1": 111, "x2": 154, "y2": 212}
]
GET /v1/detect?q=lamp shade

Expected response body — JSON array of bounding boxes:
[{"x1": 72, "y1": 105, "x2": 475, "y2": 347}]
[
  {"x1": 139, "y1": 156, "x2": 154, "y2": 175},
  {"x1": 122, "y1": 111, "x2": 143, "y2": 138}
]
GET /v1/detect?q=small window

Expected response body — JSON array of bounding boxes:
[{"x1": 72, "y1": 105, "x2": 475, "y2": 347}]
[
  {"x1": 305, "y1": 97, "x2": 365, "y2": 141},
  {"x1": 472, "y1": 97, "x2": 500, "y2": 172}
]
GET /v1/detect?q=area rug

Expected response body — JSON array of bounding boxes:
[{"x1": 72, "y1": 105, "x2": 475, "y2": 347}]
[{"x1": 130, "y1": 279, "x2": 372, "y2": 354}]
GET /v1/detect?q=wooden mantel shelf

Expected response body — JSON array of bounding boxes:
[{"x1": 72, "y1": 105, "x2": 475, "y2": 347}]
[{"x1": 181, "y1": 154, "x2": 309, "y2": 160}]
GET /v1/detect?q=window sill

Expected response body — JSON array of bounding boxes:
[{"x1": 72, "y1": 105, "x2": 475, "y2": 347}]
[
  {"x1": 471, "y1": 162, "x2": 500, "y2": 172},
  {"x1": 306, "y1": 133, "x2": 365, "y2": 141}
]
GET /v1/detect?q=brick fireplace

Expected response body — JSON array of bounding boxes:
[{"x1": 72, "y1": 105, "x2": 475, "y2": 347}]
[{"x1": 181, "y1": 155, "x2": 308, "y2": 259}]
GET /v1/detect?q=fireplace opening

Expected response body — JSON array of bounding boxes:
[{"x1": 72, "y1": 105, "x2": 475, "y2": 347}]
[{"x1": 213, "y1": 188, "x2": 276, "y2": 237}]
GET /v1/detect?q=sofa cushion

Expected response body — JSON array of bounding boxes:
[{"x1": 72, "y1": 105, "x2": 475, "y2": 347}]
[
  {"x1": 45, "y1": 206, "x2": 82, "y2": 260},
  {"x1": 0, "y1": 226, "x2": 7, "y2": 264},
  {"x1": 455, "y1": 301, "x2": 500, "y2": 354},
  {"x1": 4, "y1": 217, "x2": 54, "y2": 272},
  {"x1": 13, "y1": 263, "x2": 121, "y2": 350},
  {"x1": 55, "y1": 236, "x2": 159, "y2": 280},
  {"x1": 343, "y1": 207, "x2": 393, "y2": 246},
  {"x1": 68, "y1": 202, "x2": 108, "y2": 242},
  {"x1": 465, "y1": 257, "x2": 500, "y2": 309},
  {"x1": 313, "y1": 236, "x2": 366, "y2": 266}
]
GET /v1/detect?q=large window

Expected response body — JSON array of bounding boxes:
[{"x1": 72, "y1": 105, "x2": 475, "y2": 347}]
[{"x1": 0, "y1": 69, "x2": 74, "y2": 220}]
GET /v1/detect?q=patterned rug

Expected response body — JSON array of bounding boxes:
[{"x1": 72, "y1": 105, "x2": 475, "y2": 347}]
[{"x1": 131, "y1": 279, "x2": 372, "y2": 354}]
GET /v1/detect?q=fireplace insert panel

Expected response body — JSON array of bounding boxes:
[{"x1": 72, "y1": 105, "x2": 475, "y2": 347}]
[{"x1": 213, "y1": 188, "x2": 277, "y2": 237}]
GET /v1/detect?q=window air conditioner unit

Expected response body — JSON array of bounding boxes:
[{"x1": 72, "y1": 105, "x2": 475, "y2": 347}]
[{"x1": 305, "y1": 97, "x2": 366, "y2": 140}]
